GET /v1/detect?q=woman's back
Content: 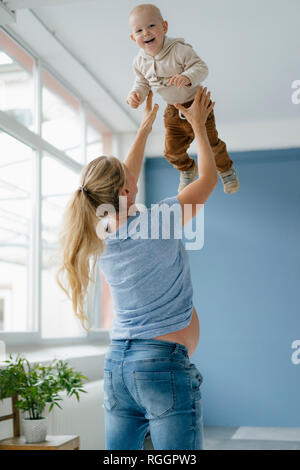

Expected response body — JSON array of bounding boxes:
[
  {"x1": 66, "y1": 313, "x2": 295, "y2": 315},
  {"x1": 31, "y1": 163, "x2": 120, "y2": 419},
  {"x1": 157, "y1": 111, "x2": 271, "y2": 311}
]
[{"x1": 99, "y1": 195, "x2": 194, "y2": 340}]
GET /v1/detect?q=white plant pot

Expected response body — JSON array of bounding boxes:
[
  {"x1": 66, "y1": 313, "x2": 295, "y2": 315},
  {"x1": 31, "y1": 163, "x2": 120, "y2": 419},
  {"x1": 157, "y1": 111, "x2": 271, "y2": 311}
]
[{"x1": 22, "y1": 417, "x2": 48, "y2": 443}]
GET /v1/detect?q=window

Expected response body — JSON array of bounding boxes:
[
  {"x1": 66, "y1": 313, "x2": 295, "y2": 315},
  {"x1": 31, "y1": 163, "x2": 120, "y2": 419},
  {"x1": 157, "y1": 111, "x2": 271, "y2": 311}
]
[
  {"x1": 41, "y1": 155, "x2": 85, "y2": 338},
  {"x1": 42, "y1": 69, "x2": 82, "y2": 162},
  {"x1": 87, "y1": 110, "x2": 103, "y2": 162},
  {"x1": 0, "y1": 30, "x2": 34, "y2": 130},
  {"x1": 0, "y1": 133, "x2": 33, "y2": 331},
  {"x1": 0, "y1": 29, "x2": 113, "y2": 344},
  {"x1": 0, "y1": 297, "x2": 4, "y2": 330}
]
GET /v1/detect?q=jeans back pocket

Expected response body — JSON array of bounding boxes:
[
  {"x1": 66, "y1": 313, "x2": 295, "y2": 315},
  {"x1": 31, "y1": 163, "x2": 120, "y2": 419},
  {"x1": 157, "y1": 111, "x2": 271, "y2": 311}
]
[
  {"x1": 133, "y1": 370, "x2": 175, "y2": 418},
  {"x1": 103, "y1": 369, "x2": 118, "y2": 411}
]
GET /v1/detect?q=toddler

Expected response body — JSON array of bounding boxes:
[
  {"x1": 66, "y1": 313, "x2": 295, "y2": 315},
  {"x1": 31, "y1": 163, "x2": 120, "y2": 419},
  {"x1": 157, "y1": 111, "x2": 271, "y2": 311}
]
[{"x1": 127, "y1": 3, "x2": 239, "y2": 194}]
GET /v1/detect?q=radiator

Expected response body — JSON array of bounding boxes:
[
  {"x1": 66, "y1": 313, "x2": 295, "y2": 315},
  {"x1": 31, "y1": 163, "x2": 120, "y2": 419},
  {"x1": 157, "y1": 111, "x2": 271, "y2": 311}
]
[{"x1": 43, "y1": 379, "x2": 105, "y2": 450}]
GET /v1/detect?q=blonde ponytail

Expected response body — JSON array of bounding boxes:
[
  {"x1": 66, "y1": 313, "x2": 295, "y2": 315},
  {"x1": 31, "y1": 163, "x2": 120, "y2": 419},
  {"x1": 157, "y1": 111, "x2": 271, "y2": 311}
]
[{"x1": 56, "y1": 156, "x2": 126, "y2": 331}]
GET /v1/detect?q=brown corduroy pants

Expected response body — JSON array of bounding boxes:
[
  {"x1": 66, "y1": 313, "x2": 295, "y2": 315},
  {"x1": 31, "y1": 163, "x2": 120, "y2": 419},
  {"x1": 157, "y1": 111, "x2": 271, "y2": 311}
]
[{"x1": 163, "y1": 99, "x2": 233, "y2": 173}]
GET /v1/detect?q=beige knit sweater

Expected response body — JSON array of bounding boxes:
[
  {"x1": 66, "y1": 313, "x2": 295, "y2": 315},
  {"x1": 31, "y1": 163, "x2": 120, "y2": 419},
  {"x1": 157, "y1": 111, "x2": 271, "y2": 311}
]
[{"x1": 129, "y1": 36, "x2": 209, "y2": 105}]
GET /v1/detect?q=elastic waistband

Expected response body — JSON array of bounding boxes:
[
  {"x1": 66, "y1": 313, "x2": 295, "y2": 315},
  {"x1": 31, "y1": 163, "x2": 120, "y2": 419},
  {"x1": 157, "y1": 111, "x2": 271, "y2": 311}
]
[
  {"x1": 182, "y1": 99, "x2": 194, "y2": 108},
  {"x1": 167, "y1": 98, "x2": 194, "y2": 108},
  {"x1": 109, "y1": 338, "x2": 189, "y2": 357}
]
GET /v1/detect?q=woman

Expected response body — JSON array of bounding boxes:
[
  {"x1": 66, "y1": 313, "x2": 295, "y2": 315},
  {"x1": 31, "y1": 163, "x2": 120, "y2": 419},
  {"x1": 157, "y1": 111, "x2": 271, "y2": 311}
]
[{"x1": 56, "y1": 87, "x2": 217, "y2": 450}]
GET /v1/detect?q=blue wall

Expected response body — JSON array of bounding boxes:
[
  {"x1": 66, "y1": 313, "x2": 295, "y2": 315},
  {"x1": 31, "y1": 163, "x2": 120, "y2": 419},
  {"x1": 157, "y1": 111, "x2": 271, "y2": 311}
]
[{"x1": 145, "y1": 148, "x2": 300, "y2": 426}]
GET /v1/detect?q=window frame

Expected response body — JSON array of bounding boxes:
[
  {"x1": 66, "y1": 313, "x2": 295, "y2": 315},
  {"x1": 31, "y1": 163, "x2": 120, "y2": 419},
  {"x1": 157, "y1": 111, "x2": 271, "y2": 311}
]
[{"x1": 0, "y1": 28, "x2": 112, "y2": 346}]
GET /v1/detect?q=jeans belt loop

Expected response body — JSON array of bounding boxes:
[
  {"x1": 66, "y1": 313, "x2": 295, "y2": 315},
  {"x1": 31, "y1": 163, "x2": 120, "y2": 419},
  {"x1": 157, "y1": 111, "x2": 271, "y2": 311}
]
[{"x1": 124, "y1": 339, "x2": 131, "y2": 351}]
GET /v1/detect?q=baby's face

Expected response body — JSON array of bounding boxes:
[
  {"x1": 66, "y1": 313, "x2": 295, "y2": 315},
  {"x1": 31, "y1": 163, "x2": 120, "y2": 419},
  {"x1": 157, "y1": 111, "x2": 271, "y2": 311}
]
[{"x1": 130, "y1": 10, "x2": 168, "y2": 56}]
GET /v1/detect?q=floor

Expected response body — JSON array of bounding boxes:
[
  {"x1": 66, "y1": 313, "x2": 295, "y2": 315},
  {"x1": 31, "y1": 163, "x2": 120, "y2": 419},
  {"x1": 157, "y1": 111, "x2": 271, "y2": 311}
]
[{"x1": 143, "y1": 426, "x2": 300, "y2": 450}]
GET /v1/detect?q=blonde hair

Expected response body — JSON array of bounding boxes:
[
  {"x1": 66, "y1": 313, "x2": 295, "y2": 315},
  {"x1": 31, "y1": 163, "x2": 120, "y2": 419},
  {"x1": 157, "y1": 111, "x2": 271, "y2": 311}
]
[
  {"x1": 129, "y1": 3, "x2": 164, "y2": 28},
  {"x1": 56, "y1": 155, "x2": 126, "y2": 332}
]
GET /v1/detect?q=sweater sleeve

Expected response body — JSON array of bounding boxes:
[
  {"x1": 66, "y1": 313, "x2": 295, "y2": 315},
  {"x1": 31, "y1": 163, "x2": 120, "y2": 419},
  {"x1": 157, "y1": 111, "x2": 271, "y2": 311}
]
[
  {"x1": 128, "y1": 58, "x2": 151, "y2": 104},
  {"x1": 175, "y1": 43, "x2": 209, "y2": 87}
]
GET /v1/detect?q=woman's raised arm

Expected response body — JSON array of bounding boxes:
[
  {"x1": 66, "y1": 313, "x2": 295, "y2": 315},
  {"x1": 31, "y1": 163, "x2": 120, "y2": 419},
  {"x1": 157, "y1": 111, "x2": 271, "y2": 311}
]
[
  {"x1": 175, "y1": 87, "x2": 218, "y2": 226},
  {"x1": 123, "y1": 90, "x2": 159, "y2": 185}
]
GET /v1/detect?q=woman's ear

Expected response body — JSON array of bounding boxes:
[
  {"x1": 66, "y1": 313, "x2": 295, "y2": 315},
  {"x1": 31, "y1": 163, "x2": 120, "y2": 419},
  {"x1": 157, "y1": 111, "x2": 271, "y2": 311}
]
[{"x1": 119, "y1": 186, "x2": 129, "y2": 196}]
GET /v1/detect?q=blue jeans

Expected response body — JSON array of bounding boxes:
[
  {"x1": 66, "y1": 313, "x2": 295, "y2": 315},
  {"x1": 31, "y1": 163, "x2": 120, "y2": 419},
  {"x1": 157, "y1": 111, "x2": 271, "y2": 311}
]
[{"x1": 102, "y1": 338, "x2": 204, "y2": 450}]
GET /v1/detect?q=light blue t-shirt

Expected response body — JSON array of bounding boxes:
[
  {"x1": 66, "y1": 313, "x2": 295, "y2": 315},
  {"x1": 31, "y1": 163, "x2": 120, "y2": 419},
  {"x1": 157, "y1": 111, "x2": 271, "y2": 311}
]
[{"x1": 98, "y1": 196, "x2": 194, "y2": 339}]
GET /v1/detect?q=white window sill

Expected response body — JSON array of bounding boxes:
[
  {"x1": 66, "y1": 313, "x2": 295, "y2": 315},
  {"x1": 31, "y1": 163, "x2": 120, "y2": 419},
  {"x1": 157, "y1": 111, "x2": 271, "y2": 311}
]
[{"x1": 0, "y1": 342, "x2": 110, "y2": 381}]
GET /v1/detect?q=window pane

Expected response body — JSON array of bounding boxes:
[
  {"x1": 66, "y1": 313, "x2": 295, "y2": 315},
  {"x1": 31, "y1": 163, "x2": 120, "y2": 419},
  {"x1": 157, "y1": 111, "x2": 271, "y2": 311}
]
[
  {"x1": 0, "y1": 31, "x2": 34, "y2": 131},
  {"x1": 42, "y1": 70, "x2": 82, "y2": 162},
  {"x1": 87, "y1": 110, "x2": 103, "y2": 162},
  {"x1": 0, "y1": 132, "x2": 33, "y2": 331},
  {"x1": 41, "y1": 155, "x2": 86, "y2": 338}
]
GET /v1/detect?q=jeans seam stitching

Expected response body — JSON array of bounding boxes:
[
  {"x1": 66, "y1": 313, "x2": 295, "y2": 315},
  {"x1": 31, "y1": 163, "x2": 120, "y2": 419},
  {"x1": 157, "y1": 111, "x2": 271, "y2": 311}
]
[
  {"x1": 156, "y1": 370, "x2": 176, "y2": 418},
  {"x1": 104, "y1": 370, "x2": 118, "y2": 411},
  {"x1": 106, "y1": 357, "x2": 186, "y2": 365},
  {"x1": 121, "y1": 361, "x2": 144, "y2": 409},
  {"x1": 133, "y1": 371, "x2": 144, "y2": 411}
]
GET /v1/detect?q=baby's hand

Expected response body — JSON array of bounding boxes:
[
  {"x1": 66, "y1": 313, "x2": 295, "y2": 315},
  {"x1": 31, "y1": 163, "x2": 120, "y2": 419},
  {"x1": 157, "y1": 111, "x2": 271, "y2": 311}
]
[
  {"x1": 126, "y1": 92, "x2": 141, "y2": 108},
  {"x1": 168, "y1": 74, "x2": 191, "y2": 88}
]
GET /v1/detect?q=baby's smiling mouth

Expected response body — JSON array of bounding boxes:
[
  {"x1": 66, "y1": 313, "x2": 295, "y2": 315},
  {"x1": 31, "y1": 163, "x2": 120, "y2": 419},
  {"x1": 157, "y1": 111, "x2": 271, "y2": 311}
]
[{"x1": 144, "y1": 38, "x2": 155, "y2": 44}]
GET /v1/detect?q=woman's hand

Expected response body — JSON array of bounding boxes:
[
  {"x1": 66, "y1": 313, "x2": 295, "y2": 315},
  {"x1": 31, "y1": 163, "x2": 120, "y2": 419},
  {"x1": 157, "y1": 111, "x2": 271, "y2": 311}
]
[
  {"x1": 139, "y1": 90, "x2": 159, "y2": 135},
  {"x1": 174, "y1": 87, "x2": 215, "y2": 131}
]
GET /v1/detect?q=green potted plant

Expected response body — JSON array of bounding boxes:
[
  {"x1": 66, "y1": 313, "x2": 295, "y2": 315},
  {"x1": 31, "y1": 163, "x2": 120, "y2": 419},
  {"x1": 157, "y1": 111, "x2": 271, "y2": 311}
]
[{"x1": 0, "y1": 353, "x2": 88, "y2": 443}]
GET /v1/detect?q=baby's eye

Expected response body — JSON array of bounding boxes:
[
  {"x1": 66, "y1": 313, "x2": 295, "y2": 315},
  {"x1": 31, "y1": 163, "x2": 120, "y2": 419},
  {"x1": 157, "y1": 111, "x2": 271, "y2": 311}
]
[
  {"x1": 136, "y1": 29, "x2": 142, "y2": 33},
  {"x1": 150, "y1": 24, "x2": 155, "y2": 28}
]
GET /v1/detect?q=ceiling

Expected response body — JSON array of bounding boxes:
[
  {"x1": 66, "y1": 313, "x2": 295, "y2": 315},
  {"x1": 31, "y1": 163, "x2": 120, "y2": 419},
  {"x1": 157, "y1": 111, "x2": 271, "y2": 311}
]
[{"x1": 2, "y1": 0, "x2": 300, "y2": 134}]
